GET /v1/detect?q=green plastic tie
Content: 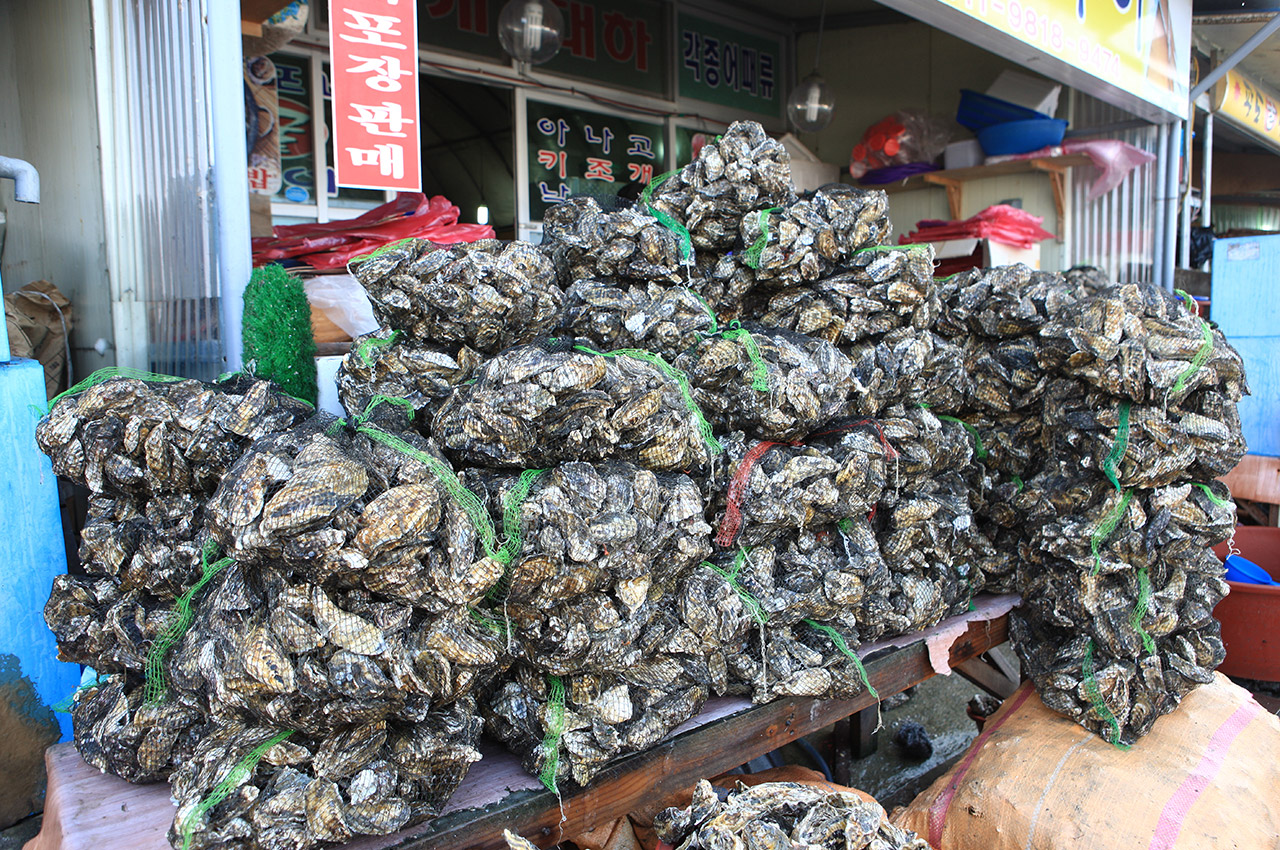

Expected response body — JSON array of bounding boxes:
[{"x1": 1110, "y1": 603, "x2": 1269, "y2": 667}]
[
  {"x1": 1131, "y1": 567, "x2": 1157, "y2": 656},
  {"x1": 803, "y1": 619, "x2": 878, "y2": 700},
  {"x1": 468, "y1": 606, "x2": 509, "y2": 638},
  {"x1": 1090, "y1": 489, "x2": 1134, "y2": 576},
  {"x1": 854, "y1": 243, "x2": 931, "y2": 255},
  {"x1": 1174, "y1": 288, "x2": 1198, "y2": 316},
  {"x1": 355, "y1": 426, "x2": 500, "y2": 560},
  {"x1": 144, "y1": 539, "x2": 233, "y2": 704},
  {"x1": 1193, "y1": 482, "x2": 1229, "y2": 508},
  {"x1": 640, "y1": 170, "x2": 693, "y2": 262},
  {"x1": 1082, "y1": 639, "x2": 1130, "y2": 750},
  {"x1": 348, "y1": 236, "x2": 416, "y2": 265},
  {"x1": 686, "y1": 288, "x2": 719, "y2": 336},
  {"x1": 936, "y1": 415, "x2": 987, "y2": 460},
  {"x1": 356, "y1": 330, "x2": 401, "y2": 366},
  {"x1": 353, "y1": 394, "x2": 417, "y2": 425},
  {"x1": 45, "y1": 367, "x2": 188, "y2": 414},
  {"x1": 325, "y1": 419, "x2": 346, "y2": 436},
  {"x1": 1011, "y1": 475, "x2": 1025, "y2": 494},
  {"x1": 573, "y1": 345, "x2": 722, "y2": 454},
  {"x1": 743, "y1": 206, "x2": 781, "y2": 270},
  {"x1": 720, "y1": 324, "x2": 770, "y2": 392},
  {"x1": 1102, "y1": 401, "x2": 1132, "y2": 491},
  {"x1": 702, "y1": 549, "x2": 768, "y2": 625},
  {"x1": 1168, "y1": 318, "x2": 1214, "y2": 398},
  {"x1": 538, "y1": 676, "x2": 566, "y2": 793},
  {"x1": 837, "y1": 518, "x2": 853, "y2": 532},
  {"x1": 180, "y1": 729, "x2": 295, "y2": 850}
]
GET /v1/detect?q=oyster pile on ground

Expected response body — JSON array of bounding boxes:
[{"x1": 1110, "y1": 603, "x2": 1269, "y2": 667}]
[
  {"x1": 651, "y1": 780, "x2": 930, "y2": 850},
  {"x1": 433, "y1": 342, "x2": 714, "y2": 470}
]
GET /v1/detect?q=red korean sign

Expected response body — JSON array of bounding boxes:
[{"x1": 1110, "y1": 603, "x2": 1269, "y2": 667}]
[{"x1": 330, "y1": 0, "x2": 422, "y2": 191}]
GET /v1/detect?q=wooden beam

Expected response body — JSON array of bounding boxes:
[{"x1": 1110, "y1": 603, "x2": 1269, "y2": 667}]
[
  {"x1": 1222, "y1": 454, "x2": 1280, "y2": 505},
  {"x1": 922, "y1": 174, "x2": 964, "y2": 219}
]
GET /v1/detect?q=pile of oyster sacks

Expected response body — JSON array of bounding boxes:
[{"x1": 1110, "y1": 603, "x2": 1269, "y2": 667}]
[{"x1": 37, "y1": 121, "x2": 1246, "y2": 850}]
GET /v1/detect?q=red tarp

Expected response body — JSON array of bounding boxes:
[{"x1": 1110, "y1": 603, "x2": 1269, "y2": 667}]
[
  {"x1": 900, "y1": 204, "x2": 1055, "y2": 249},
  {"x1": 252, "y1": 193, "x2": 494, "y2": 269}
]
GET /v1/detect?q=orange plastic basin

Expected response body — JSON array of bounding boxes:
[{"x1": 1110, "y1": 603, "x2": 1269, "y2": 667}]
[{"x1": 1210, "y1": 526, "x2": 1280, "y2": 682}]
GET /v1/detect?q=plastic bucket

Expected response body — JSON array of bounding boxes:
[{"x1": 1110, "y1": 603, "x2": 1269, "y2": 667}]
[
  {"x1": 1210, "y1": 526, "x2": 1280, "y2": 681},
  {"x1": 955, "y1": 89, "x2": 1047, "y2": 131}
]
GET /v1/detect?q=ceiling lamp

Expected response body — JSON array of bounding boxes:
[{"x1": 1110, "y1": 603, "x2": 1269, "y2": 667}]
[
  {"x1": 786, "y1": 0, "x2": 834, "y2": 133},
  {"x1": 498, "y1": 0, "x2": 565, "y2": 66}
]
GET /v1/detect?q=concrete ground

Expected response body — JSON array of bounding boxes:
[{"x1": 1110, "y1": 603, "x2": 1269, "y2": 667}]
[{"x1": 0, "y1": 815, "x2": 40, "y2": 850}]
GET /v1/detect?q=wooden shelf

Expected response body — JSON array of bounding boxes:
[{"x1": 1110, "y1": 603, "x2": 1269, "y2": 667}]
[
  {"x1": 870, "y1": 154, "x2": 1093, "y2": 220},
  {"x1": 28, "y1": 597, "x2": 1016, "y2": 850}
]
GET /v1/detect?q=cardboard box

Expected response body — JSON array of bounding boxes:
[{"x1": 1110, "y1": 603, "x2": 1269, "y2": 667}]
[{"x1": 985, "y1": 70, "x2": 1061, "y2": 117}]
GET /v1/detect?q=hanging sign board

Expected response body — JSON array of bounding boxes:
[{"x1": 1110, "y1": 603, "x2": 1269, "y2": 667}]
[
  {"x1": 525, "y1": 98, "x2": 664, "y2": 220},
  {"x1": 882, "y1": 0, "x2": 1191, "y2": 120},
  {"x1": 420, "y1": 0, "x2": 668, "y2": 96},
  {"x1": 676, "y1": 11, "x2": 783, "y2": 120},
  {"x1": 1212, "y1": 68, "x2": 1280, "y2": 153},
  {"x1": 330, "y1": 0, "x2": 423, "y2": 191}
]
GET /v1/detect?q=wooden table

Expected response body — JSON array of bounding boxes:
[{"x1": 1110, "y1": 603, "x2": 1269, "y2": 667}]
[{"x1": 28, "y1": 595, "x2": 1017, "y2": 850}]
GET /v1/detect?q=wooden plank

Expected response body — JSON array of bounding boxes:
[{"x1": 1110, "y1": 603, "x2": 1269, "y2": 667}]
[
  {"x1": 877, "y1": 154, "x2": 1092, "y2": 195},
  {"x1": 1222, "y1": 453, "x2": 1280, "y2": 505},
  {"x1": 27, "y1": 602, "x2": 1013, "y2": 850}
]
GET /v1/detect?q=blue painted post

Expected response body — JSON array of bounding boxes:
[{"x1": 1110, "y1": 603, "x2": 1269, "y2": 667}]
[{"x1": 0, "y1": 355, "x2": 77, "y2": 740}]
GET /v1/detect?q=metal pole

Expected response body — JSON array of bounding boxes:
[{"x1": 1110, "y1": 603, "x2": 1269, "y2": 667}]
[
  {"x1": 208, "y1": 0, "x2": 251, "y2": 371},
  {"x1": 1180, "y1": 114, "x2": 1193, "y2": 270},
  {"x1": 1190, "y1": 13, "x2": 1280, "y2": 102},
  {"x1": 1163, "y1": 121, "x2": 1181, "y2": 290},
  {"x1": 1202, "y1": 111, "x2": 1214, "y2": 229},
  {"x1": 1152, "y1": 123, "x2": 1168, "y2": 288}
]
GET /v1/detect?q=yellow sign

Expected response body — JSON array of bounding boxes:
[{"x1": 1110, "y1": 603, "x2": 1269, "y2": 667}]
[
  {"x1": 1213, "y1": 68, "x2": 1280, "y2": 149},
  {"x1": 932, "y1": 0, "x2": 1191, "y2": 116}
]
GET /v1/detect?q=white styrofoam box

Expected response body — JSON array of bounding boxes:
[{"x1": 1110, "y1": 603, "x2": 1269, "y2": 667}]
[
  {"x1": 316, "y1": 355, "x2": 345, "y2": 418},
  {"x1": 929, "y1": 238, "x2": 982, "y2": 259},
  {"x1": 944, "y1": 140, "x2": 983, "y2": 170},
  {"x1": 790, "y1": 160, "x2": 841, "y2": 193},
  {"x1": 778, "y1": 132, "x2": 822, "y2": 163},
  {"x1": 985, "y1": 241, "x2": 1041, "y2": 269},
  {"x1": 985, "y1": 69, "x2": 1061, "y2": 116}
]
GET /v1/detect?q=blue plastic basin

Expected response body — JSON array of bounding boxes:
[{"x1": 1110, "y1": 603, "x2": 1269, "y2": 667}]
[
  {"x1": 956, "y1": 89, "x2": 1048, "y2": 131},
  {"x1": 977, "y1": 118, "x2": 1069, "y2": 156}
]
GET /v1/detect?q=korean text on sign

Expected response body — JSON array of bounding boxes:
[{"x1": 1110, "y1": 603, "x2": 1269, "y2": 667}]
[{"x1": 331, "y1": 1, "x2": 422, "y2": 191}]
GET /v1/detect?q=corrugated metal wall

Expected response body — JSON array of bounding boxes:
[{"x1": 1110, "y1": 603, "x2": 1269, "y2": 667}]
[
  {"x1": 93, "y1": 0, "x2": 221, "y2": 379},
  {"x1": 1066, "y1": 92, "x2": 1159, "y2": 286}
]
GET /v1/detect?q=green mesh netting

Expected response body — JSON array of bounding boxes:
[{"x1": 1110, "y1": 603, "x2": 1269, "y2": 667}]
[
  {"x1": 539, "y1": 675, "x2": 567, "y2": 793},
  {"x1": 837, "y1": 518, "x2": 853, "y2": 533},
  {"x1": 1082, "y1": 639, "x2": 1130, "y2": 750},
  {"x1": 469, "y1": 605, "x2": 510, "y2": 639},
  {"x1": 487, "y1": 468, "x2": 545, "y2": 602},
  {"x1": 743, "y1": 207, "x2": 781, "y2": 270},
  {"x1": 573, "y1": 345, "x2": 722, "y2": 454},
  {"x1": 1090, "y1": 489, "x2": 1134, "y2": 576},
  {"x1": 854, "y1": 243, "x2": 931, "y2": 255},
  {"x1": 353, "y1": 394, "x2": 417, "y2": 426},
  {"x1": 179, "y1": 729, "x2": 296, "y2": 850},
  {"x1": 43, "y1": 366, "x2": 189, "y2": 415},
  {"x1": 802, "y1": 619, "x2": 878, "y2": 700},
  {"x1": 1130, "y1": 566, "x2": 1157, "y2": 655},
  {"x1": 242, "y1": 264, "x2": 318, "y2": 407},
  {"x1": 702, "y1": 549, "x2": 768, "y2": 625},
  {"x1": 356, "y1": 330, "x2": 401, "y2": 366},
  {"x1": 1168, "y1": 318, "x2": 1215, "y2": 398},
  {"x1": 1102, "y1": 401, "x2": 1132, "y2": 491},
  {"x1": 1011, "y1": 474, "x2": 1025, "y2": 494},
  {"x1": 686, "y1": 288, "x2": 719, "y2": 337},
  {"x1": 348, "y1": 237, "x2": 418, "y2": 266},
  {"x1": 51, "y1": 672, "x2": 109, "y2": 714},
  {"x1": 355, "y1": 426, "x2": 500, "y2": 560},
  {"x1": 937, "y1": 415, "x2": 987, "y2": 460},
  {"x1": 640, "y1": 171, "x2": 692, "y2": 262},
  {"x1": 1174, "y1": 288, "x2": 1198, "y2": 316},
  {"x1": 1194, "y1": 482, "x2": 1229, "y2": 507},
  {"x1": 144, "y1": 540, "x2": 233, "y2": 705},
  {"x1": 720, "y1": 324, "x2": 770, "y2": 392}
]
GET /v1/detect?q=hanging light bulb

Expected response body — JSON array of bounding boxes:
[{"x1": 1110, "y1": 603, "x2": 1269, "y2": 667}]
[
  {"x1": 787, "y1": 73, "x2": 834, "y2": 133},
  {"x1": 787, "y1": 0, "x2": 835, "y2": 133},
  {"x1": 498, "y1": 0, "x2": 564, "y2": 65}
]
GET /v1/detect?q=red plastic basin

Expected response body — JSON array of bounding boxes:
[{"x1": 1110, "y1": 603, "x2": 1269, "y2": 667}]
[{"x1": 1210, "y1": 526, "x2": 1280, "y2": 682}]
